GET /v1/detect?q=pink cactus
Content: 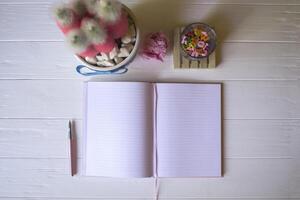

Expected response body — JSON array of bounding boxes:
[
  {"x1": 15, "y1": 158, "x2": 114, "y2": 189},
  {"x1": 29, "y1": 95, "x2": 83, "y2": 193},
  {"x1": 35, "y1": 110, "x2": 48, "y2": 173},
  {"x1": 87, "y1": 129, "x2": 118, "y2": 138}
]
[
  {"x1": 106, "y1": 11, "x2": 128, "y2": 39},
  {"x1": 54, "y1": 5, "x2": 81, "y2": 34},
  {"x1": 81, "y1": 18, "x2": 115, "y2": 53},
  {"x1": 96, "y1": 0, "x2": 128, "y2": 39},
  {"x1": 70, "y1": 0, "x2": 87, "y2": 18},
  {"x1": 84, "y1": 0, "x2": 99, "y2": 16},
  {"x1": 53, "y1": 0, "x2": 133, "y2": 58},
  {"x1": 66, "y1": 29, "x2": 98, "y2": 57}
]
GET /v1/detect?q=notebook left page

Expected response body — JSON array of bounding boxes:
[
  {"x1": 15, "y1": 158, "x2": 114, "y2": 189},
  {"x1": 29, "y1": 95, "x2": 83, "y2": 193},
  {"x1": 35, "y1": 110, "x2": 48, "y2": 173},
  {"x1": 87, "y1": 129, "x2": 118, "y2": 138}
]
[{"x1": 83, "y1": 82, "x2": 154, "y2": 177}]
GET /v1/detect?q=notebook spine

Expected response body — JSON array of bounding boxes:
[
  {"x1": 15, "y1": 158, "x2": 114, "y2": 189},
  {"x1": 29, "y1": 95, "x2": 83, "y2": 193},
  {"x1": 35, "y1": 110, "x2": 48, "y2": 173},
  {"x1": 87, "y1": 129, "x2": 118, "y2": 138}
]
[{"x1": 152, "y1": 83, "x2": 158, "y2": 178}]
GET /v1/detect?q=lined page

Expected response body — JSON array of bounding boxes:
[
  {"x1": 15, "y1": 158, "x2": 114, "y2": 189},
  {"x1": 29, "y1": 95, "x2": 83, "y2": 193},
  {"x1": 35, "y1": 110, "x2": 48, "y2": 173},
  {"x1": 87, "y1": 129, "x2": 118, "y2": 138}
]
[
  {"x1": 84, "y1": 82, "x2": 153, "y2": 177},
  {"x1": 156, "y1": 83, "x2": 221, "y2": 177}
]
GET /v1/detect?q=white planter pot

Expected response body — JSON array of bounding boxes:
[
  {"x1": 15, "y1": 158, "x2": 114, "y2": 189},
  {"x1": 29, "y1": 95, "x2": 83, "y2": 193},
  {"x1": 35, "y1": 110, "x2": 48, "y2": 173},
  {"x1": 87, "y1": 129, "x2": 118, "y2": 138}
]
[{"x1": 75, "y1": 4, "x2": 140, "y2": 75}]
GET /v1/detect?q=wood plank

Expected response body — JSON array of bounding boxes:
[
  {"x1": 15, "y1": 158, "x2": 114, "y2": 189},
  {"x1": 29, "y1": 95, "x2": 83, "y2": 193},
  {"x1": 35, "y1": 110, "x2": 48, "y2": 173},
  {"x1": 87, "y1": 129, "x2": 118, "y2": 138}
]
[
  {"x1": 0, "y1": 119, "x2": 299, "y2": 159},
  {"x1": 1, "y1": 198, "x2": 300, "y2": 200},
  {"x1": 224, "y1": 119, "x2": 300, "y2": 158},
  {"x1": 0, "y1": 80, "x2": 298, "y2": 119},
  {"x1": 208, "y1": 51, "x2": 216, "y2": 68},
  {"x1": 127, "y1": 0, "x2": 300, "y2": 5},
  {"x1": 181, "y1": 58, "x2": 190, "y2": 68},
  {"x1": 190, "y1": 61, "x2": 199, "y2": 69},
  {"x1": 0, "y1": 4, "x2": 62, "y2": 41},
  {"x1": 0, "y1": 119, "x2": 69, "y2": 158},
  {"x1": 159, "y1": 159, "x2": 299, "y2": 198},
  {"x1": 189, "y1": 60, "x2": 199, "y2": 68},
  {"x1": 223, "y1": 80, "x2": 300, "y2": 119},
  {"x1": 0, "y1": 159, "x2": 155, "y2": 198},
  {"x1": 0, "y1": 42, "x2": 299, "y2": 80},
  {"x1": 0, "y1": 199, "x2": 152, "y2": 200},
  {"x1": 0, "y1": 4, "x2": 299, "y2": 42},
  {"x1": 2, "y1": 0, "x2": 300, "y2": 6},
  {"x1": 200, "y1": 58, "x2": 208, "y2": 68},
  {"x1": 0, "y1": 158, "x2": 298, "y2": 198},
  {"x1": 0, "y1": 80, "x2": 83, "y2": 119},
  {"x1": 161, "y1": 199, "x2": 299, "y2": 200},
  {"x1": 0, "y1": 41, "x2": 80, "y2": 79},
  {"x1": 173, "y1": 28, "x2": 181, "y2": 69}
]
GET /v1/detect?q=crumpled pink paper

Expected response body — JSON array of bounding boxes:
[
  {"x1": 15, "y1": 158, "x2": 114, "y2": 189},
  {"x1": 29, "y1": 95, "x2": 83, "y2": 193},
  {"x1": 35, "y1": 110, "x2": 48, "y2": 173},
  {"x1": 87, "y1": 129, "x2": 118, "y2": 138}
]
[{"x1": 141, "y1": 32, "x2": 168, "y2": 62}]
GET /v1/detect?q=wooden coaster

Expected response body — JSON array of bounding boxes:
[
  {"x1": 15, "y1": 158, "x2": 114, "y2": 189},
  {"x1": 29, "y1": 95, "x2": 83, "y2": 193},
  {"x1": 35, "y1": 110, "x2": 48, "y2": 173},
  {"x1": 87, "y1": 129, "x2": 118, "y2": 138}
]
[{"x1": 173, "y1": 27, "x2": 216, "y2": 69}]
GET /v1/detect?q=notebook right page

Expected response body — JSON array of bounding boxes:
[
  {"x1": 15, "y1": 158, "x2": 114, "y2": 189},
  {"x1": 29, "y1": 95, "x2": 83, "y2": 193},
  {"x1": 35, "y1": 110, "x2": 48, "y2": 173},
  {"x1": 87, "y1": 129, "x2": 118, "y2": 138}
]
[{"x1": 156, "y1": 83, "x2": 221, "y2": 177}]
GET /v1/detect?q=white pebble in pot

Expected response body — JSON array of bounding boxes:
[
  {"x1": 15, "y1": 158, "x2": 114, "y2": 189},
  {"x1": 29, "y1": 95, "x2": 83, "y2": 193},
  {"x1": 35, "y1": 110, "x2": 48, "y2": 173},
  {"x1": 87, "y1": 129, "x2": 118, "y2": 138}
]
[
  {"x1": 96, "y1": 52, "x2": 109, "y2": 61},
  {"x1": 85, "y1": 56, "x2": 97, "y2": 65},
  {"x1": 121, "y1": 25, "x2": 136, "y2": 44},
  {"x1": 109, "y1": 47, "x2": 119, "y2": 60},
  {"x1": 118, "y1": 47, "x2": 130, "y2": 57},
  {"x1": 97, "y1": 60, "x2": 115, "y2": 67},
  {"x1": 114, "y1": 57, "x2": 123, "y2": 64},
  {"x1": 121, "y1": 43, "x2": 134, "y2": 52},
  {"x1": 121, "y1": 35, "x2": 131, "y2": 44}
]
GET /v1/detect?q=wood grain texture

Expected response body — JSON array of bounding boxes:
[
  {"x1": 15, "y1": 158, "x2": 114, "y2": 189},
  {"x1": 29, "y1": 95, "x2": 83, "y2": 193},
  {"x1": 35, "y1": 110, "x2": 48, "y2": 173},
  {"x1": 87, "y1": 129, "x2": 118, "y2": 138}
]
[
  {"x1": 0, "y1": 119, "x2": 297, "y2": 198},
  {"x1": 0, "y1": 199, "x2": 152, "y2": 200},
  {"x1": 0, "y1": 197, "x2": 299, "y2": 200},
  {"x1": 0, "y1": 119, "x2": 70, "y2": 159},
  {"x1": 0, "y1": 119, "x2": 299, "y2": 159},
  {"x1": 159, "y1": 159, "x2": 299, "y2": 198},
  {"x1": 0, "y1": 80, "x2": 299, "y2": 119},
  {"x1": 0, "y1": 158, "x2": 299, "y2": 198},
  {"x1": 0, "y1": 80, "x2": 83, "y2": 119},
  {"x1": 3, "y1": 0, "x2": 300, "y2": 5},
  {"x1": 0, "y1": 159, "x2": 155, "y2": 198},
  {"x1": 0, "y1": 0, "x2": 299, "y2": 199},
  {"x1": 0, "y1": 42, "x2": 299, "y2": 80},
  {"x1": 0, "y1": 4, "x2": 299, "y2": 42},
  {"x1": 3, "y1": 198, "x2": 300, "y2": 200}
]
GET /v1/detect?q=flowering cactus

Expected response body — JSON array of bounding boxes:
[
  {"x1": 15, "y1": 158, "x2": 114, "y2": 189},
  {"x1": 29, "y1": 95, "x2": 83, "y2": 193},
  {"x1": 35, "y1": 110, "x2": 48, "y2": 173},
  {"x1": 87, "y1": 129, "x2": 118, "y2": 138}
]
[
  {"x1": 70, "y1": 0, "x2": 87, "y2": 18},
  {"x1": 84, "y1": 0, "x2": 99, "y2": 15},
  {"x1": 53, "y1": 0, "x2": 131, "y2": 58},
  {"x1": 53, "y1": 5, "x2": 81, "y2": 34},
  {"x1": 96, "y1": 0, "x2": 128, "y2": 39},
  {"x1": 81, "y1": 18, "x2": 115, "y2": 53},
  {"x1": 66, "y1": 29, "x2": 98, "y2": 57}
]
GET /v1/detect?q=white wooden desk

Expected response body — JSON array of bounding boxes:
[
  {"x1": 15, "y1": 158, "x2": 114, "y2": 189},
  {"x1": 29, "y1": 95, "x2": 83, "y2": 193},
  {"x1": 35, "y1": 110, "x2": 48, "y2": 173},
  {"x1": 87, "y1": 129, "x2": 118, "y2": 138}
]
[{"x1": 0, "y1": 0, "x2": 299, "y2": 199}]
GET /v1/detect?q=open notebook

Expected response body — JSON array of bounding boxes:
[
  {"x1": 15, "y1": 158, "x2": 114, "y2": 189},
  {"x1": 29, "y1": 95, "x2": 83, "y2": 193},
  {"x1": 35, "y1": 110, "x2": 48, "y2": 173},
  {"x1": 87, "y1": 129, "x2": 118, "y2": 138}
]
[{"x1": 82, "y1": 82, "x2": 222, "y2": 178}]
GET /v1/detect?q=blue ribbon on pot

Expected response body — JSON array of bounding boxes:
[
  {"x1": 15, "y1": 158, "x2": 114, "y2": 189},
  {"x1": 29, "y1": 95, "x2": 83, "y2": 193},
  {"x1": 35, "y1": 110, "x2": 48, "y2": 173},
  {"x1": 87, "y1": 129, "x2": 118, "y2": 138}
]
[{"x1": 76, "y1": 65, "x2": 128, "y2": 76}]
